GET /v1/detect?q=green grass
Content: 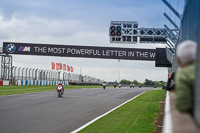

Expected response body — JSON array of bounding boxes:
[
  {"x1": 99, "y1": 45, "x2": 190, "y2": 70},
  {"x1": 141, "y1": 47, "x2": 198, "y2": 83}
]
[
  {"x1": 0, "y1": 85, "x2": 102, "y2": 96},
  {"x1": 79, "y1": 90, "x2": 166, "y2": 133}
]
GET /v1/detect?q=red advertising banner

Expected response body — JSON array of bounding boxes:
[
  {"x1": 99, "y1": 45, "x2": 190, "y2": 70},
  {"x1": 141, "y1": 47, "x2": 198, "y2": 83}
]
[
  {"x1": 59, "y1": 63, "x2": 62, "y2": 70},
  {"x1": 63, "y1": 64, "x2": 66, "y2": 71},
  {"x1": 67, "y1": 65, "x2": 70, "y2": 72},
  {"x1": 71, "y1": 66, "x2": 74, "y2": 72},
  {"x1": 56, "y1": 63, "x2": 60, "y2": 70},
  {"x1": 54, "y1": 63, "x2": 72, "y2": 71},
  {"x1": 52, "y1": 62, "x2": 55, "y2": 70}
]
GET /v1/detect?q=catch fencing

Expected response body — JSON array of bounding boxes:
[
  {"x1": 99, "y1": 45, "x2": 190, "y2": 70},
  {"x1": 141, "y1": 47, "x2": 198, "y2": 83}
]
[
  {"x1": 177, "y1": 0, "x2": 200, "y2": 127},
  {"x1": 0, "y1": 66, "x2": 104, "y2": 85}
]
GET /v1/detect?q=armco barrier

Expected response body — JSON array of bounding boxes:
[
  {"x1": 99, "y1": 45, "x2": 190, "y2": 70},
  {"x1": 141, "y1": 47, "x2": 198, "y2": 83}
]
[
  {"x1": 17, "y1": 80, "x2": 68, "y2": 86},
  {"x1": 0, "y1": 80, "x2": 10, "y2": 86}
]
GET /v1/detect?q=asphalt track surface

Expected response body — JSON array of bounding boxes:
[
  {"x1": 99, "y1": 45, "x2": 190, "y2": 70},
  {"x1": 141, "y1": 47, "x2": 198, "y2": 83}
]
[{"x1": 0, "y1": 87, "x2": 153, "y2": 133}]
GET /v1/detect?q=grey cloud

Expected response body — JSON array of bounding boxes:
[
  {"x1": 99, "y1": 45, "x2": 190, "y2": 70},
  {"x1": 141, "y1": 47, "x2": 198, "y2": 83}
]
[{"x1": 0, "y1": 0, "x2": 174, "y2": 82}]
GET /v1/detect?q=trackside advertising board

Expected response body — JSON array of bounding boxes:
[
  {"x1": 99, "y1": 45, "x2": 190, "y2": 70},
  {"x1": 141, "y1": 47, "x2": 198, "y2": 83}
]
[{"x1": 3, "y1": 42, "x2": 156, "y2": 61}]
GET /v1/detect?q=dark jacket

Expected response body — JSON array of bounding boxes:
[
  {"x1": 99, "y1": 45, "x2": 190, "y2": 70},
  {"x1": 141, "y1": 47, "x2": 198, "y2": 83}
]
[{"x1": 166, "y1": 72, "x2": 175, "y2": 90}]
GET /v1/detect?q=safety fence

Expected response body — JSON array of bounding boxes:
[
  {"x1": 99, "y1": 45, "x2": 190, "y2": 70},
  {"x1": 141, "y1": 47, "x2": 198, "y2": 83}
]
[
  {"x1": 163, "y1": 0, "x2": 200, "y2": 130},
  {"x1": 0, "y1": 66, "x2": 104, "y2": 85},
  {"x1": 178, "y1": 0, "x2": 200, "y2": 127},
  {"x1": 63, "y1": 72, "x2": 104, "y2": 85},
  {"x1": 17, "y1": 80, "x2": 68, "y2": 86}
]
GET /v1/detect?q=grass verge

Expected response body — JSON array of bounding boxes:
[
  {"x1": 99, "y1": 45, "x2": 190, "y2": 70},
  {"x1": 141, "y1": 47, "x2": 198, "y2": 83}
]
[
  {"x1": 79, "y1": 89, "x2": 166, "y2": 133},
  {"x1": 0, "y1": 85, "x2": 102, "y2": 96}
]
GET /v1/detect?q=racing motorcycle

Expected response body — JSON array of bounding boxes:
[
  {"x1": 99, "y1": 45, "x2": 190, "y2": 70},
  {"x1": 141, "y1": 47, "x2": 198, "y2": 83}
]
[
  {"x1": 102, "y1": 82, "x2": 106, "y2": 90},
  {"x1": 103, "y1": 85, "x2": 106, "y2": 90},
  {"x1": 56, "y1": 83, "x2": 64, "y2": 97},
  {"x1": 114, "y1": 84, "x2": 116, "y2": 88},
  {"x1": 119, "y1": 84, "x2": 121, "y2": 88}
]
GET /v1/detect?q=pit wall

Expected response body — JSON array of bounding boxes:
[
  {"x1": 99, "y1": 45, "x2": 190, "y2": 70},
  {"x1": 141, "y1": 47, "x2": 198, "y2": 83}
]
[
  {"x1": 162, "y1": 91, "x2": 199, "y2": 133},
  {"x1": 17, "y1": 80, "x2": 68, "y2": 86}
]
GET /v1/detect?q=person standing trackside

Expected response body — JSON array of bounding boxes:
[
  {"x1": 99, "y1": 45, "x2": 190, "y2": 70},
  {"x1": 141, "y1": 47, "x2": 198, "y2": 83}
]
[
  {"x1": 175, "y1": 40, "x2": 197, "y2": 115},
  {"x1": 166, "y1": 72, "x2": 175, "y2": 91}
]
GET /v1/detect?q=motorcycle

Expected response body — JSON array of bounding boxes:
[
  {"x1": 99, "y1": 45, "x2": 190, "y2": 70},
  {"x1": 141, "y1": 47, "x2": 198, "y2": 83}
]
[
  {"x1": 103, "y1": 85, "x2": 106, "y2": 90},
  {"x1": 114, "y1": 84, "x2": 116, "y2": 88},
  {"x1": 132, "y1": 84, "x2": 135, "y2": 88},
  {"x1": 119, "y1": 84, "x2": 121, "y2": 88},
  {"x1": 56, "y1": 83, "x2": 64, "y2": 97},
  {"x1": 102, "y1": 82, "x2": 106, "y2": 90}
]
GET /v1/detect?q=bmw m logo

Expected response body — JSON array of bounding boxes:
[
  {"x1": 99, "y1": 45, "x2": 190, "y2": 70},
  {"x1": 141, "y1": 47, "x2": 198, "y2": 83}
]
[{"x1": 6, "y1": 44, "x2": 16, "y2": 53}]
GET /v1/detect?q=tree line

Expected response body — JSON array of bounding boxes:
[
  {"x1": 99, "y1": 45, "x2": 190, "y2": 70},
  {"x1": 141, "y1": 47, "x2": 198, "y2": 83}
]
[{"x1": 119, "y1": 79, "x2": 166, "y2": 87}]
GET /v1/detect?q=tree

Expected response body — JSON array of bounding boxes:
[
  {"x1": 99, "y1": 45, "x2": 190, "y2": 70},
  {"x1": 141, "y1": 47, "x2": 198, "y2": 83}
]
[
  {"x1": 133, "y1": 80, "x2": 139, "y2": 85},
  {"x1": 120, "y1": 79, "x2": 132, "y2": 85},
  {"x1": 143, "y1": 79, "x2": 150, "y2": 86},
  {"x1": 138, "y1": 82, "x2": 143, "y2": 85},
  {"x1": 143, "y1": 79, "x2": 156, "y2": 86}
]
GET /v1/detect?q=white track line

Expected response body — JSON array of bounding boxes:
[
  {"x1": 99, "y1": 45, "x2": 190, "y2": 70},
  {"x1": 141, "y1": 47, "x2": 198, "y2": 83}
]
[
  {"x1": 0, "y1": 91, "x2": 53, "y2": 97},
  {"x1": 0, "y1": 93, "x2": 38, "y2": 97},
  {"x1": 162, "y1": 91, "x2": 173, "y2": 133},
  {"x1": 71, "y1": 91, "x2": 146, "y2": 133}
]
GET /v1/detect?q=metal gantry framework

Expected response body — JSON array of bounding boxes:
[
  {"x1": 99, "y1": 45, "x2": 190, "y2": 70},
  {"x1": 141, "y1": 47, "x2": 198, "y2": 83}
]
[
  {"x1": 109, "y1": 0, "x2": 181, "y2": 66},
  {"x1": 162, "y1": 0, "x2": 182, "y2": 66},
  {"x1": 0, "y1": 45, "x2": 13, "y2": 82},
  {"x1": 109, "y1": 21, "x2": 179, "y2": 45},
  {"x1": 1, "y1": 55, "x2": 13, "y2": 82}
]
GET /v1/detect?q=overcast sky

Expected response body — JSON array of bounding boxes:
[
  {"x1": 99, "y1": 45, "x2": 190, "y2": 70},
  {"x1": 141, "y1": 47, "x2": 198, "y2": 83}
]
[{"x1": 0, "y1": 0, "x2": 185, "y2": 82}]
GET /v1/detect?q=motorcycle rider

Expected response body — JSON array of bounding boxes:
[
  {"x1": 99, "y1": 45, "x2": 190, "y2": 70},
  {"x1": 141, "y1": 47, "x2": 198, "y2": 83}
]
[
  {"x1": 57, "y1": 83, "x2": 64, "y2": 91},
  {"x1": 130, "y1": 83, "x2": 132, "y2": 88},
  {"x1": 114, "y1": 83, "x2": 117, "y2": 88},
  {"x1": 102, "y1": 82, "x2": 106, "y2": 89},
  {"x1": 119, "y1": 83, "x2": 122, "y2": 88},
  {"x1": 132, "y1": 83, "x2": 135, "y2": 88}
]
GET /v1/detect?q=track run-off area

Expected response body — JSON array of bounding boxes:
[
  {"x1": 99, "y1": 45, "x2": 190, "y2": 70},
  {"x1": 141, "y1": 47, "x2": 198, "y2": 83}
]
[{"x1": 0, "y1": 86, "x2": 159, "y2": 133}]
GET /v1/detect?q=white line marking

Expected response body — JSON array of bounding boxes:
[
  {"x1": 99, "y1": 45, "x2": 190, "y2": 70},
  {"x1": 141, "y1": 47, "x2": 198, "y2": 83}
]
[
  {"x1": 0, "y1": 91, "x2": 54, "y2": 97},
  {"x1": 162, "y1": 91, "x2": 173, "y2": 133},
  {"x1": 71, "y1": 91, "x2": 147, "y2": 133}
]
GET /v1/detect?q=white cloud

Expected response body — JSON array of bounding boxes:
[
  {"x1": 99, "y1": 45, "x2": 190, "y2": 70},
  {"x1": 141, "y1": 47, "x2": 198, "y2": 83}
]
[{"x1": 0, "y1": 10, "x2": 168, "y2": 83}]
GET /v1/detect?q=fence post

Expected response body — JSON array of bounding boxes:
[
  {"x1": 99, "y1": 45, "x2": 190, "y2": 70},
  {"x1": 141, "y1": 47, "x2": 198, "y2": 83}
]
[
  {"x1": 25, "y1": 68, "x2": 28, "y2": 80},
  {"x1": 32, "y1": 69, "x2": 35, "y2": 80},
  {"x1": 29, "y1": 68, "x2": 32, "y2": 80},
  {"x1": 18, "y1": 67, "x2": 21, "y2": 80},
  {"x1": 22, "y1": 67, "x2": 25, "y2": 80},
  {"x1": 35, "y1": 69, "x2": 38, "y2": 80}
]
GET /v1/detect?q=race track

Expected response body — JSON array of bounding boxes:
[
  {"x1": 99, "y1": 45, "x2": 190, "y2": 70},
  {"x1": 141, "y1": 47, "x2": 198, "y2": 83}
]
[{"x1": 0, "y1": 87, "x2": 153, "y2": 133}]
